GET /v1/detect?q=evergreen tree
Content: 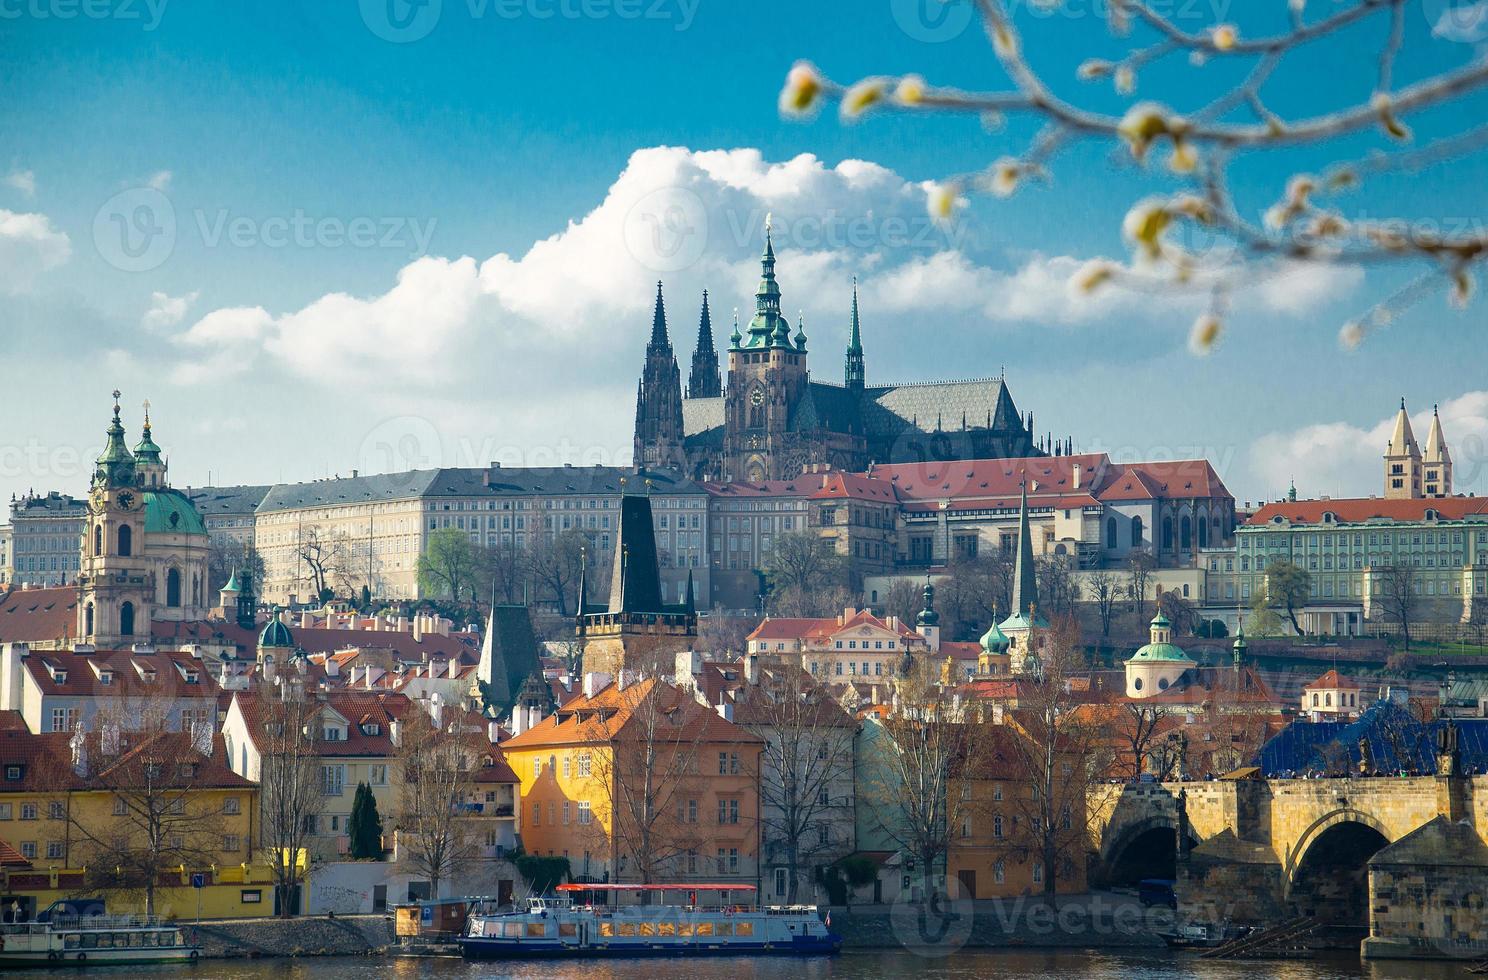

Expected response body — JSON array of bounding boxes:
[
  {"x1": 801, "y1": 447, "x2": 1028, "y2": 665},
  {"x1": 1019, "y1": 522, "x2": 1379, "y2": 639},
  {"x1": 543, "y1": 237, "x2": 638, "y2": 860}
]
[{"x1": 348, "y1": 782, "x2": 384, "y2": 860}]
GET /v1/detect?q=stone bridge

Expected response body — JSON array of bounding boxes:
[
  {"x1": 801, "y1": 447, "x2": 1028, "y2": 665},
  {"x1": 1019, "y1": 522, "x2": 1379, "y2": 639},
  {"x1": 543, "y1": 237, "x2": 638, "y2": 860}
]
[{"x1": 1087, "y1": 775, "x2": 1488, "y2": 958}]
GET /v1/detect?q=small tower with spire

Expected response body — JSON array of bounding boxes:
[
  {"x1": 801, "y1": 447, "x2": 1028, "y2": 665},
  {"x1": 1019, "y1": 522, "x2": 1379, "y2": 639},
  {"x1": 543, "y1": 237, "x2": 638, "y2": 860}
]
[
  {"x1": 915, "y1": 577, "x2": 940, "y2": 652},
  {"x1": 133, "y1": 399, "x2": 167, "y2": 489},
  {"x1": 687, "y1": 290, "x2": 722, "y2": 399},
  {"x1": 845, "y1": 277, "x2": 865, "y2": 390},
  {"x1": 78, "y1": 390, "x2": 153, "y2": 648},
  {"x1": 999, "y1": 478, "x2": 1051, "y2": 675},
  {"x1": 633, "y1": 282, "x2": 687, "y2": 472},
  {"x1": 1384, "y1": 397, "x2": 1424, "y2": 499},
  {"x1": 1422, "y1": 404, "x2": 1453, "y2": 498}
]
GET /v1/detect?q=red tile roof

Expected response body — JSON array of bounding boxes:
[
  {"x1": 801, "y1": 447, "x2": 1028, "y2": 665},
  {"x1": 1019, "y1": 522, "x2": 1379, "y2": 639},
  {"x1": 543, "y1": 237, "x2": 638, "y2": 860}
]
[
  {"x1": 22, "y1": 650, "x2": 220, "y2": 699},
  {"x1": 229, "y1": 690, "x2": 412, "y2": 758},
  {"x1": 808, "y1": 472, "x2": 901, "y2": 503},
  {"x1": 1248, "y1": 496, "x2": 1488, "y2": 526},
  {"x1": 1304, "y1": 669, "x2": 1362, "y2": 691},
  {"x1": 747, "y1": 609, "x2": 920, "y2": 643},
  {"x1": 0, "y1": 586, "x2": 78, "y2": 644},
  {"x1": 0, "y1": 730, "x2": 250, "y2": 792},
  {"x1": 502, "y1": 678, "x2": 763, "y2": 750}
]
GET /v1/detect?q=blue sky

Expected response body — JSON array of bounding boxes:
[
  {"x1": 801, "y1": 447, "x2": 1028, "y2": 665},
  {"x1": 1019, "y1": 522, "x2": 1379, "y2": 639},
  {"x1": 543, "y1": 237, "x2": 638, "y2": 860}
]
[{"x1": 1, "y1": 0, "x2": 1486, "y2": 508}]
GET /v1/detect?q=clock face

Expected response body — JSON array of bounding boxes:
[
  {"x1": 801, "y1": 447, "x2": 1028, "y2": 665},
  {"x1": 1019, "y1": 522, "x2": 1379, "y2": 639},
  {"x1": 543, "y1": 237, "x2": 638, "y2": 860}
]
[
  {"x1": 115, "y1": 491, "x2": 135, "y2": 510},
  {"x1": 750, "y1": 388, "x2": 764, "y2": 406}
]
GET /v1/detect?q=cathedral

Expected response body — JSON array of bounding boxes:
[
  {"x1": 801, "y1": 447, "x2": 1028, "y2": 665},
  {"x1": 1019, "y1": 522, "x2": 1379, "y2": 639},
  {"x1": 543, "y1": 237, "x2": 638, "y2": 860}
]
[{"x1": 633, "y1": 229, "x2": 1056, "y2": 483}]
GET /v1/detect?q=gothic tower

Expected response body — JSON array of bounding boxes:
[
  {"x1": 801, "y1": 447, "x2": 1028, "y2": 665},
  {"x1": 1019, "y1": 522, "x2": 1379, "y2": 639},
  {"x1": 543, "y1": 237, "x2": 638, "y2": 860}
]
[
  {"x1": 1384, "y1": 398, "x2": 1423, "y2": 499},
  {"x1": 845, "y1": 277, "x2": 865, "y2": 390},
  {"x1": 723, "y1": 221, "x2": 810, "y2": 482},
  {"x1": 687, "y1": 290, "x2": 722, "y2": 399},
  {"x1": 632, "y1": 282, "x2": 686, "y2": 472},
  {"x1": 77, "y1": 391, "x2": 153, "y2": 648}
]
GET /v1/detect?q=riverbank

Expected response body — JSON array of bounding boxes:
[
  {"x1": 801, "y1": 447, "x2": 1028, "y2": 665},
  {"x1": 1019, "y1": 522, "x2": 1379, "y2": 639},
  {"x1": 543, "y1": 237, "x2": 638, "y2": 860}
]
[{"x1": 190, "y1": 914, "x2": 394, "y2": 959}]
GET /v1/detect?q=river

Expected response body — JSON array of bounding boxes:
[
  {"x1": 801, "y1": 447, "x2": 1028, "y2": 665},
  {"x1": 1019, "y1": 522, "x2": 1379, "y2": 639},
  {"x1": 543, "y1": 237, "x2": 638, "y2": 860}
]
[{"x1": 3, "y1": 951, "x2": 1473, "y2": 979}]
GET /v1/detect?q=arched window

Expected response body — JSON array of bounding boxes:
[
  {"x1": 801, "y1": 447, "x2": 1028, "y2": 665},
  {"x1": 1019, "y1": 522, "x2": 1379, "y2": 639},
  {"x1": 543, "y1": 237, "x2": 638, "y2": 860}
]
[
  {"x1": 1180, "y1": 515, "x2": 1192, "y2": 550},
  {"x1": 93, "y1": 525, "x2": 102, "y2": 556},
  {"x1": 992, "y1": 814, "x2": 1004, "y2": 839},
  {"x1": 1106, "y1": 517, "x2": 1117, "y2": 549},
  {"x1": 1131, "y1": 516, "x2": 1143, "y2": 548},
  {"x1": 84, "y1": 603, "x2": 94, "y2": 636},
  {"x1": 117, "y1": 525, "x2": 132, "y2": 557},
  {"x1": 166, "y1": 568, "x2": 181, "y2": 607},
  {"x1": 1197, "y1": 517, "x2": 1209, "y2": 549},
  {"x1": 1161, "y1": 517, "x2": 1173, "y2": 550},
  {"x1": 119, "y1": 601, "x2": 135, "y2": 637}
]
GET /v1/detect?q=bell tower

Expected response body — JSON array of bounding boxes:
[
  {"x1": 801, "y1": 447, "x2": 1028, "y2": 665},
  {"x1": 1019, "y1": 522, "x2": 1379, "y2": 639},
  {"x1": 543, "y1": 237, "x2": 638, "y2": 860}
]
[{"x1": 77, "y1": 391, "x2": 153, "y2": 648}]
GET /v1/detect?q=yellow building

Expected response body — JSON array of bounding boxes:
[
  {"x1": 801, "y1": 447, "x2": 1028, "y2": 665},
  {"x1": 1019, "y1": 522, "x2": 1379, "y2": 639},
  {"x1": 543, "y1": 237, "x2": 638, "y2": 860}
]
[
  {"x1": 502, "y1": 678, "x2": 763, "y2": 886},
  {"x1": 0, "y1": 727, "x2": 262, "y2": 920}
]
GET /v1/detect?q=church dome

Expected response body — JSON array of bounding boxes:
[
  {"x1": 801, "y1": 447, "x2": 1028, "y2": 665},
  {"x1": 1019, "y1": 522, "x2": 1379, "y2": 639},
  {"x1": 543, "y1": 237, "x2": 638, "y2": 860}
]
[
  {"x1": 142, "y1": 489, "x2": 208, "y2": 536},
  {"x1": 980, "y1": 620, "x2": 1010, "y2": 654},
  {"x1": 1126, "y1": 640, "x2": 1193, "y2": 663},
  {"x1": 259, "y1": 615, "x2": 294, "y2": 650}
]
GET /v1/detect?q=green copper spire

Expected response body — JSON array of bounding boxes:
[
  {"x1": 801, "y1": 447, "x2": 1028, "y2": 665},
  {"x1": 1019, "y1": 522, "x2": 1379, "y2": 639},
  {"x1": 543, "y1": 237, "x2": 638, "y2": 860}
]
[
  {"x1": 93, "y1": 389, "x2": 137, "y2": 489},
  {"x1": 845, "y1": 277, "x2": 865, "y2": 389},
  {"x1": 133, "y1": 400, "x2": 163, "y2": 465},
  {"x1": 747, "y1": 216, "x2": 789, "y2": 348},
  {"x1": 916, "y1": 578, "x2": 940, "y2": 628},
  {"x1": 729, "y1": 308, "x2": 742, "y2": 350},
  {"x1": 793, "y1": 312, "x2": 808, "y2": 352}
]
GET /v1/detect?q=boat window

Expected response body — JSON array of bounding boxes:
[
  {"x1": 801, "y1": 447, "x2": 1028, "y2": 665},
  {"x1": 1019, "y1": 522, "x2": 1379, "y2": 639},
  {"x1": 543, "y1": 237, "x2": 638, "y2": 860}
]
[
  {"x1": 735, "y1": 922, "x2": 754, "y2": 937},
  {"x1": 695, "y1": 921, "x2": 714, "y2": 937},
  {"x1": 559, "y1": 922, "x2": 577, "y2": 937},
  {"x1": 174, "y1": 931, "x2": 185, "y2": 946},
  {"x1": 617, "y1": 922, "x2": 636, "y2": 937},
  {"x1": 677, "y1": 922, "x2": 693, "y2": 937},
  {"x1": 715, "y1": 923, "x2": 732, "y2": 936},
  {"x1": 80, "y1": 934, "x2": 98, "y2": 949},
  {"x1": 64, "y1": 934, "x2": 79, "y2": 949},
  {"x1": 502, "y1": 923, "x2": 520, "y2": 938},
  {"x1": 657, "y1": 921, "x2": 676, "y2": 936},
  {"x1": 599, "y1": 922, "x2": 615, "y2": 938},
  {"x1": 525, "y1": 922, "x2": 546, "y2": 937},
  {"x1": 639, "y1": 922, "x2": 656, "y2": 937}
]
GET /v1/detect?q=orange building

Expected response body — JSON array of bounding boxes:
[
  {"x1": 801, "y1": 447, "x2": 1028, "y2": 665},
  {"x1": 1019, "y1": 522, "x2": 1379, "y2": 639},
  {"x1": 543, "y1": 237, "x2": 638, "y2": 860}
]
[{"x1": 502, "y1": 678, "x2": 763, "y2": 887}]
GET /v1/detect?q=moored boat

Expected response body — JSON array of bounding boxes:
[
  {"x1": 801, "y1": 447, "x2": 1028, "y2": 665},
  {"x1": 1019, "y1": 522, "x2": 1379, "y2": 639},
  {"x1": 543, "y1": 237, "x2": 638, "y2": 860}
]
[
  {"x1": 0, "y1": 914, "x2": 202, "y2": 967},
  {"x1": 460, "y1": 884, "x2": 840, "y2": 959}
]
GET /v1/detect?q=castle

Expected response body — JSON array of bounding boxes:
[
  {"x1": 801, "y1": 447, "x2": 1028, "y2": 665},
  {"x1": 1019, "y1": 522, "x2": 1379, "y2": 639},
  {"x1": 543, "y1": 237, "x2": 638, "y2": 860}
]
[{"x1": 633, "y1": 228, "x2": 1062, "y2": 483}]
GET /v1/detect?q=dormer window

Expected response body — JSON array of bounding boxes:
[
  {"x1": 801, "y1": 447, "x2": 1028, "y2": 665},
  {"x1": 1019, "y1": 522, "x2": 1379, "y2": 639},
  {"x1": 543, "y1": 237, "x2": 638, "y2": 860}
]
[
  {"x1": 183, "y1": 671, "x2": 199, "y2": 684},
  {"x1": 5, "y1": 765, "x2": 22, "y2": 781},
  {"x1": 322, "y1": 726, "x2": 344, "y2": 742},
  {"x1": 100, "y1": 670, "x2": 114, "y2": 685},
  {"x1": 52, "y1": 669, "x2": 67, "y2": 684},
  {"x1": 362, "y1": 723, "x2": 381, "y2": 736}
]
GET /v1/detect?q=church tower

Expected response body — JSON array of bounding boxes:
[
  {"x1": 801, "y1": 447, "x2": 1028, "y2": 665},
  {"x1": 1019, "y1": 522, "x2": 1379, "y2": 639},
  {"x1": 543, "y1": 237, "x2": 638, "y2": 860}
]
[
  {"x1": 632, "y1": 282, "x2": 686, "y2": 472},
  {"x1": 77, "y1": 391, "x2": 153, "y2": 648},
  {"x1": 1384, "y1": 398, "x2": 1423, "y2": 499},
  {"x1": 1422, "y1": 405, "x2": 1453, "y2": 498},
  {"x1": 687, "y1": 290, "x2": 722, "y2": 399},
  {"x1": 845, "y1": 278, "x2": 865, "y2": 390},
  {"x1": 723, "y1": 220, "x2": 810, "y2": 482}
]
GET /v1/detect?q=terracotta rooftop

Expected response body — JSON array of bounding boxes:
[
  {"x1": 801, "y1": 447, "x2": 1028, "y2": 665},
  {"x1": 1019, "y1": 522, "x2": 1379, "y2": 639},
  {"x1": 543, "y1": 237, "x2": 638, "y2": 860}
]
[{"x1": 1248, "y1": 496, "x2": 1488, "y2": 526}]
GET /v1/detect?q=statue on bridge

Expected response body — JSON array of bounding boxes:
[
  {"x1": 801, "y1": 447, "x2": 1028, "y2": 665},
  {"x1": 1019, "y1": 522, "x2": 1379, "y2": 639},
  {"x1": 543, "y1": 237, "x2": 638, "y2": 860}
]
[{"x1": 1435, "y1": 720, "x2": 1461, "y2": 778}]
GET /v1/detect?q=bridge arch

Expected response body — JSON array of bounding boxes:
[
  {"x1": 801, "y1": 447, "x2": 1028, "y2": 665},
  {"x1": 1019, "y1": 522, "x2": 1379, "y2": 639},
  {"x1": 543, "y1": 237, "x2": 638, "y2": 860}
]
[
  {"x1": 1099, "y1": 815, "x2": 1198, "y2": 887},
  {"x1": 1284, "y1": 808, "x2": 1392, "y2": 927}
]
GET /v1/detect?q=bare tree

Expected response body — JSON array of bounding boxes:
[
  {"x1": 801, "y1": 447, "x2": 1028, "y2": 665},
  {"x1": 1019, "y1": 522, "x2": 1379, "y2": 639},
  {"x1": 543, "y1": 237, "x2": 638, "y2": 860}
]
[
  {"x1": 526, "y1": 529, "x2": 588, "y2": 616},
  {"x1": 1035, "y1": 556, "x2": 1079, "y2": 622},
  {"x1": 783, "y1": 2, "x2": 1488, "y2": 349},
  {"x1": 697, "y1": 613, "x2": 758, "y2": 659},
  {"x1": 1117, "y1": 702, "x2": 1170, "y2": 781},
  {"x1": 1263, "y1": 559, "x2": 1312, "y2": 636},
  {"x1": 1470, "y1": 596, "x2": 1488, "y2": 653},
  {"x1": 589, "y1": 677, "x2": 717, "y2": 883},
  {"x1": 1127, "y1": 551, "x2": 1156, "y2": 623},
  {"x1": 482, "y1": 538, "x2": 528, "y2": 606},
  {"x1": 765, "y1": 530, "x2": 851, "y2": 615},
  {"x1": 255, "y1": 690, "x2": 328, "y2": 917},
  {"x1": 297, "y1": 524, "x2": 352, "y2": 602},
  {"x1": 1086, "y1": 569, "x2": 1121, "y2": 638},
  {"x1": 734, "y1": 665, "x2": 857, "y2": 902},
  {"x1": 208, "y1": 537, "x2": 266, "y2": 597},
  {"x1": 876, "y1": 578, "x2": 924, "y2": 627},
  {"x1": 1157, "y1": 588, "x2": 1199, "y2": 636},
  {"x1": 1374, "y1": 563, "x2": 1419, "y2": 652},
  {"x1": 395, "y1": 707, "x2": 484, "y2": 900}
]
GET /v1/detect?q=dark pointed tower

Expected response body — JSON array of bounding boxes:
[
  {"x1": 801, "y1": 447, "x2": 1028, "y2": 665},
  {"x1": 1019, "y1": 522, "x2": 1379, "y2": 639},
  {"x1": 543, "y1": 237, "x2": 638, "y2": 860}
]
[
  {"x1": 845, "y1": 277, "x2": 865, "y2": 390},
  {"x1": 632, "y1": 282, "x2": 687, "y2": 472},
  {"x1": 687, "y1": 290, "x2": 722, "y2": 399}
]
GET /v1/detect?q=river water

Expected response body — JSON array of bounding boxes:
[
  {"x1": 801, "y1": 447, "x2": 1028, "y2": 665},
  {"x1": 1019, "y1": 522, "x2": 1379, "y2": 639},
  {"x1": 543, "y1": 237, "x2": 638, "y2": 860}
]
[{"x1": 4, "y1": 951, "x2": 1471, "y2": 979}]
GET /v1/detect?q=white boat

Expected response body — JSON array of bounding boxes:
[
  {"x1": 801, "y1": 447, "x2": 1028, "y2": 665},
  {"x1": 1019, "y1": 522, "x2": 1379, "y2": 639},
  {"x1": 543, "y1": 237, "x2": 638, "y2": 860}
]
[
  {"x1": 0, "y1": 914, "x2": 202, "y2": 967},
  {"x1": 460, "y1": 884, "x2": 840, "y2": 959}
]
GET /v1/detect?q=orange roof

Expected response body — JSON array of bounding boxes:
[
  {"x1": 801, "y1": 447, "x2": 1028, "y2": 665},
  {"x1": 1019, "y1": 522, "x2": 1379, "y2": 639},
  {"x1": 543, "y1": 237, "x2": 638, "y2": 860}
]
[
  {"x1": 871, "y1": 454, "x2": 1109, "y2": 502},
  {"x1": 940, "y1": 641, "x2": 983, "y2": 662},
  {"x1": 808, "y1": 472, "x2": 901, "y2": 503},
  {"x1": 1098, "y1": 460, "x2": 1229, "y2": 501},
  {"x1": 0, "y1": 586, "x2": 78, "y2": 644},
  {"x1": 1248, "y1": 496, "x2": 1488, "y2": 526},
  {"x1": 747, "y1": 609, "x2": 920, "y2": 643},
  {"x1": 502, "y1": 678, "x2": 762, "y2": 750},
  {"x1": 230, "y1": 690, "x2": 412, "y2": 757},
  {"x1": 1304, "y1": 669, "x2": 1362, "y2": 691}
]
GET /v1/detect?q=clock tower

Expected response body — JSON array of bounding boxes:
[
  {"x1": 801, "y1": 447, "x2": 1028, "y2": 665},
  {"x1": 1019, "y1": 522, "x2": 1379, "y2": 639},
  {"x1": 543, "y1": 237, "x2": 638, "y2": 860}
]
[{"x1": 76, "y1": 391, "x2": 153, "y2": 648}]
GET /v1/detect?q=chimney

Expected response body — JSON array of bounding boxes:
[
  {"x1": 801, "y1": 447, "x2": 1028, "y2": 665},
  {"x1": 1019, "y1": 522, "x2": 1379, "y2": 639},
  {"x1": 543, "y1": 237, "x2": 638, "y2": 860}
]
[
  {"x1": 745, "y1": 654, "x2": 759, "y2": 686},
  {"x1": 430, "y1": 693, "x2": 444, "y2": 729},
  {"x1": 389, "y1": 718, "x2": 402, "y2": 746},
  {"x1": 1073, "y1": 464, "x2": 1081, "y2": 490},
  {"x1": 582, "y1": 672, "x2": 612, "y2": 698},
  {"x1": 715, "y1": 701, "x2": 734, "y2": 722}
]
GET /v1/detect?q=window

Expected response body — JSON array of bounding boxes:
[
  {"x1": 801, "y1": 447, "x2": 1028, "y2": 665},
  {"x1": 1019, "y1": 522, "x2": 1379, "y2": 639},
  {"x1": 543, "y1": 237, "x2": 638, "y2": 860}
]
[
  {"x1": 47, "y1": 801, "x2": 64, "y2": 820},
  {"x1": 562, "y1": 756, "x2": 571, "y2": 779},
  {"x1": 718, "y1": 752, "x2": 739, "y2": 775},
  {"x1": 716, "y1": 848, "x2": 739, "y2": 874},
  {"x1": 19, "y1": 841, "x2": 36, "y2": 859},
  {"x1": 578, "y1": 801, "x2": 592, "y2": 825},
  {"x1": 1033, "y1": 863, "x2": 1044, "y2": 883},
  {"x1": 993, "y1": 814, "x2": 1004, "y2": 839},
  {"x1": 113, "y1": 797, "x2": 127, "y2": 816},
  {"x1": 0, "y1": 804, "x2": 11, "y2": 820},
  {"x1": 718, "y1": 799, "x2": 739, "y2": 825},
  {"x1": 223, "y1": 835, "x2": 241, "y2": 852},
  {"x1": 562, "y1": 802, "x2": 571, "y2": 825},
  {"x1": 46, "y1": 841, "x2": 64, "y2": 860},
  {"x1": 533, "y1": 759, "x2": 541, "y2": 778},
  {"x1": 320, "y1": 765, "x2": 346, "y2": 797},
  {"x1": 577, "y1": 753, "x2": 591, "y2": 778},
  {"x1": 241, "y1": 890, "x2": 263, "y2": 904},
  {"x1": 369, "y1": 765, "x2": 387, "y2": 785},
  {"x1": 20, "y1": 803, "x2": 38, "y2": 821}
]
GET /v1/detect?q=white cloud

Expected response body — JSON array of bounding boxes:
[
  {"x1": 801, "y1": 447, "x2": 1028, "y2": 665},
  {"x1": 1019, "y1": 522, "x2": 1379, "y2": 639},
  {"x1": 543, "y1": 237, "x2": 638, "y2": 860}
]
[
  {"x1": 1251, "y1": 391, "x2": 1488, "y2": 499},
  {"x1": 147, "y1": 170, "x2": 172, "y2": 191},
  {"x1": 141, "y1": 290, "x2": 199, "y2": 331},
  {"x1": 4, "y1": 170, "x2": 36, "y2": 198},
  {"x1": 0, "y1": 209, "x2": 71, "y2": 293}
]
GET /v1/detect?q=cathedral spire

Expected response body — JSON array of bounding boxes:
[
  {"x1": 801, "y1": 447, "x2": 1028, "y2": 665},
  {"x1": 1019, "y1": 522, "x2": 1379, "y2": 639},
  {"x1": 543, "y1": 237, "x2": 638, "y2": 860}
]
[
  {"x1": 650, "y1": 281, "x2": 669, "y2": 348},
  {"x1": 1009, "y1": 478, "x2": 1038, "y2": 619},
  {"x1": 747, "y1": 216, "x2": 787, "y2": 347},
  {"x1": 845, "y1": 277, "x2": 865, "y2": 389},
  {"x1": 687, "y1": 290, "x2": 722, "y2": 399},
  {"x1": 94, "y1": 389, "x2": 136, "y2": 489}
]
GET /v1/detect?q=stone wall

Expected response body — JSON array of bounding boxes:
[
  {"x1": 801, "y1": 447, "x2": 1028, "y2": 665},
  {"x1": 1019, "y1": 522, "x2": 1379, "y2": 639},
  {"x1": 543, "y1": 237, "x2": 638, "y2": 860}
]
[{"x1": 189, "y1": 914, "x2": 394, "y2": 959}]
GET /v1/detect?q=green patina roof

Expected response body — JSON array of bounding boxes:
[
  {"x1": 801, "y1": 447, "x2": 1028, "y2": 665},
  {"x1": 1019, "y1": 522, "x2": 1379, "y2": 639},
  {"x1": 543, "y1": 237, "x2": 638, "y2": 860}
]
[
  {"x1": 1127, "y1": 641, "x2": 1195, "y2": 663},
  {"x1": 1150, "y1": 611, "x2": 1171, "y2": 628},
  {"x1": 142, "y1": 489, "x2": 208, "y2": 536},
  {"x1": 980, "y1": 620, "x2": 1009, "y2": 654},
  {"x1": 259, "y1": 616, "x2": 295, "y2": 649},
  {"x1": 998, "y1": 610, "x2": 1051, "y2": 632},
  {"x1": 223, "y1": 570, "x2": 241, "y2": 593},
  {"x1": 133, "y1": 420, "x2": 163, "y2": 464}
]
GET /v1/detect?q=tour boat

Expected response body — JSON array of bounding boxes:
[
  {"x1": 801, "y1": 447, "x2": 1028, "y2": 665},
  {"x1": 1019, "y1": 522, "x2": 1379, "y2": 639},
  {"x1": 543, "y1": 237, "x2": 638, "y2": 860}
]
[
  {"x1": 0, "y1": 914, "x2": 202, "y2": 967},
  {"x1": 460, "y1": 884, "x2": 841, "y2": 958}
]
